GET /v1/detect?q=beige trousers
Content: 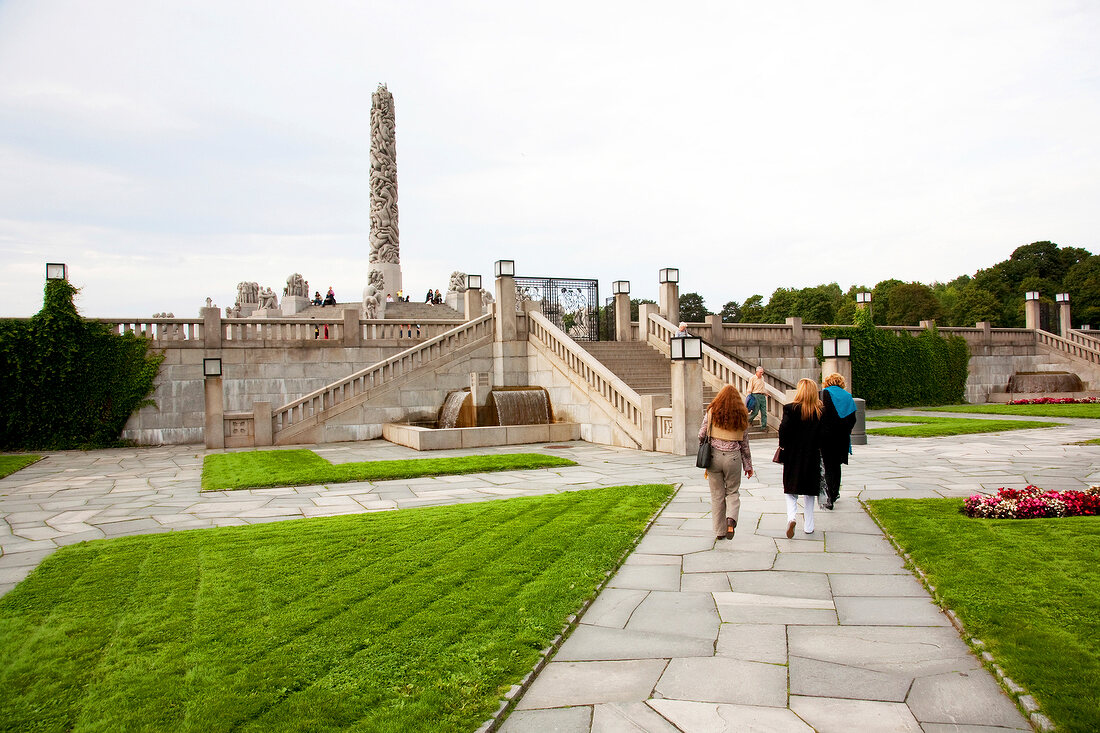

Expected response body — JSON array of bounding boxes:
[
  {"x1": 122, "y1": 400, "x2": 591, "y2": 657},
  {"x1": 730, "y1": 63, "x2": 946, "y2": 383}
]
[{"x1": 708, "y1": 448, "x2": 743, "y2": 536}]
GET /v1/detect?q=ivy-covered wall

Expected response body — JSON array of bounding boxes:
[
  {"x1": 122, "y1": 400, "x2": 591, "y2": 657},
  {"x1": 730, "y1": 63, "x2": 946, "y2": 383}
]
[
  {"x1": 819, "y1": 309, "x2": 969, "y2": 408},
  {"x1": 0, "y1": 281, "x2": 163, "y2": 449}
]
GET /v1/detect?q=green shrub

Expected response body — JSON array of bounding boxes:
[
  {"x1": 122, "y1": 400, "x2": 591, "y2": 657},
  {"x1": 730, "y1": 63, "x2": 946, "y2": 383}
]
[
  {"x1": 0, "y1": 280, "x2": 163, "y2": 449},
  {"x1": 819, "y1": 309, "x2": 969, "y2": 408}
]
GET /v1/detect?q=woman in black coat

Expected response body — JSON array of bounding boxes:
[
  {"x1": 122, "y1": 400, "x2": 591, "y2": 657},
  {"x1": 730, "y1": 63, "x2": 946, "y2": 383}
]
[
  {"x1": 820, "y1": 373, "x2": 857, "y2": 510},
  {"x1": 778, "y1": 378, "x2": 824, "y2": 538}
]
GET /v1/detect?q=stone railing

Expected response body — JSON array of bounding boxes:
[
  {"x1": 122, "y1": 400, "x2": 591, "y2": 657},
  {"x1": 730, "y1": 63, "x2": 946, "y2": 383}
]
[
  {"x1": 271, "y1": 313, "x2": 496, "y2": 440},
  {"x1": 1068, "y1": 329, "x2": 1100, "y2": 351},
  {"x1": 95, "y1": 318, "x2": 205, "y2": 342},
  {"x1": 645, "y1": 313, "x2": 788, "y2": 425},
  {"x1": 527, "y1": 310, "x2": 645, "y2": 447},
  {"x1": 1035, "y1": 329, "x2": 1100, "y2": 367}
]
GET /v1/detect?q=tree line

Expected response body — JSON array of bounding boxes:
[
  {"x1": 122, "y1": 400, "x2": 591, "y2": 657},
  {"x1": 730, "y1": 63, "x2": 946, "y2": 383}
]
[{"x1": 666, "y1": 241, "x2": 1097, "y2": 329}]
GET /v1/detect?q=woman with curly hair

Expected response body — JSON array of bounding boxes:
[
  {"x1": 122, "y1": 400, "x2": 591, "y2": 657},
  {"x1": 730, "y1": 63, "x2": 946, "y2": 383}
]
[
  {"x1": 698, "y1": 385, "x2": 754, "y2": 540},
  {"x1": 779, "y1": 378, "x2": 825, "y2": 537}
]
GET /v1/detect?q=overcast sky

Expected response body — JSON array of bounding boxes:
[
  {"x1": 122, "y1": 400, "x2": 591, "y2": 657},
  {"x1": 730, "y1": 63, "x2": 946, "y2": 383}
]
[{"x1": 2, "y1": 0, "x2": 1097, "y2": 318}]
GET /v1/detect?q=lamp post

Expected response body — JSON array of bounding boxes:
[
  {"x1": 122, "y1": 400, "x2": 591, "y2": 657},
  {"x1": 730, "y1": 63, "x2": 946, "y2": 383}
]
[
  {"x1": 1024, "y1": 290, "x2": 1041, "y2": 331},
  {"x1": 669, "y1": 334, "x2": 702, "y2": 456},
  {"x1": 203, "y1": 357, "x2": 224, "y2": 449},
  {"x1": 464, "y1": 274, "x2": 483, "y2": 322},
  {"x1": 46, "y1": 263, "x2": 67, "y2": 281},
  {"x1": 658, "y1": 268, "x2": 680, "y2": 324},
  {"x1": 856, "y1": 291, "x2": 872, "y2": 320},
  {"x1": 821, "y1": 336, "x2": 853, "y2": 400},
  {"x1": 494, "y1": 260, "x2": 515, "y2": 278},
  {"x1": 492, "y1": 261, "x2": 520, "y2": 383},
  {"x1": 612, "y1": 281, "x2": 631, "y2": 341},
  {"x1": 1056, "y1": 293, "x2": 1071, "y2": 338}
]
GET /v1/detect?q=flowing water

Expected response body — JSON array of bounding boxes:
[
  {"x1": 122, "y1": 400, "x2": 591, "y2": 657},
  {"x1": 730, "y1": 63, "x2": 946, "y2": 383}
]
[
  {"x1": 438, "y1": 390, "x2": 471, "y2": 428},
  {"x1": 491, "y1": 388, "x2": 550, "y2": 426},
  {"x1": 1007, "y1": 371, "x2": 1083, "y2": 393}
]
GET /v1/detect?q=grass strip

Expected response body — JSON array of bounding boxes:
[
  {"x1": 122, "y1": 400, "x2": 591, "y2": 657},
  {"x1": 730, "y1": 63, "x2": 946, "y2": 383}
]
[
  {"x1": 922, "y1": 403, "x2": 1100, "y2": 419},
  {"x1": 867, "y1": 498, "x2": 1100, "y2": 733},
  {"x1": 0, "y1": 455, "x2": 42, "y2": 479},
  {"x1": 0, "y1": 483, "x2": 674, "y2": 732},
  {"x1": 865, "y1": 415, "x2": 1062, "y2": 437},
  {"x1": 202, "y1": 449, "x2": 577, "y2": 490},
  {"x1": 1073, "y1": 437, "x2": 1100, "y2": 445}
]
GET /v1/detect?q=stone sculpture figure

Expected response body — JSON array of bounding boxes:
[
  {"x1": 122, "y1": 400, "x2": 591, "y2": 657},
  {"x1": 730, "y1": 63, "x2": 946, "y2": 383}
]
[
  {"x1": 362, "y1": 269, "x2": 385, "y2": 319},
  {"x1": 258, "y1": 287, "x2": 279, "y2": 310},
  {"x1": 448, "y1": 271, "x2": 467, "y2": 294},
  {"x1": 284, "y1": 273, "x2": 309, "y2": 298},
  {"x1": 236, "y1": 281, "x2": 259, "y2": 307},
  {"x1": 369, "y1": 84, "x2": 400, "y2": 265}
]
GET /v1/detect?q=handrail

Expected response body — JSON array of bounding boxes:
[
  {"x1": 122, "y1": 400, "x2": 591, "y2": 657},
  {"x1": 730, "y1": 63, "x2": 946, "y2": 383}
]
[
  {"x1": 704, "y1": 341, "x2": 797, "y2": 393},
  {"x1": 645, "y1": 313, "x2": 789, "y2": 423},
  {"x1": 272, "y1": 313, "x2": 496, "y2": 435},
  {"x1": 527, "y1": 310, "x2": 644, "y2": 443},
  {"x1": 1034, "y1": 329, "x2": 1100, "y2": 367},
  {"x1": 1068, "y1": 329, "x2": 1100, "y2": 351}
]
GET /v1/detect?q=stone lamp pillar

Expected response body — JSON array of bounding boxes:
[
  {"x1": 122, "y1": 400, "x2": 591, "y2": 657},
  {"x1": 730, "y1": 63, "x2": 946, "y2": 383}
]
[
  {"x1": 203, "y1": 357, "x2": 224, "y2": 450},
  {"x1": 1056, "y1": 293, "x2": 1071, "y2": 337},
  {"x1": 493, "y1": 265, "x2": 524, "y2": 386},
  {"x1": 670, "y1": 335, "x2": 703, "y2": 456},
  {"x1": 612, "y1": 280, "x2": 631, "y2": 341},
  {"x1": 821, "y1": 338, "x2": 853, "y2": 395},
  {"x1": 658, "y1": 268, "x2": 680, "y2": 325},
  {"x1": 1024, "y1": 291, "x2": 1041, "y2": 330}
]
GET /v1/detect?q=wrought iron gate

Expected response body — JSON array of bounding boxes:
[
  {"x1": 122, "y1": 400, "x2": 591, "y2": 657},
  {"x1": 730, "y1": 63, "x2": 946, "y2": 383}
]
[{"x1": 514, "y1": 276, "x2": 601, "y2": 341}]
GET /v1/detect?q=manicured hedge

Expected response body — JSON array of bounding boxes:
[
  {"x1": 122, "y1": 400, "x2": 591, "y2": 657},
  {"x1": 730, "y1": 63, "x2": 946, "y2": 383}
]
[
  {"x1": 0, "y1": 280, "x2": 163, "y2": 449},
  {"x1": 819, "y1": 309, "x2": 969, "y2": 408}
]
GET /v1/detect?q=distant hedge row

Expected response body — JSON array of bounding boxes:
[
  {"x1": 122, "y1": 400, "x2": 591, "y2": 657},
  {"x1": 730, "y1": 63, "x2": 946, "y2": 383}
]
[
  {"x1": 0, "y1": 281, "x2": 163, "y2": 449},
  {"x1": 819, "y1": 309, "x2": 969, "y2": 408}
]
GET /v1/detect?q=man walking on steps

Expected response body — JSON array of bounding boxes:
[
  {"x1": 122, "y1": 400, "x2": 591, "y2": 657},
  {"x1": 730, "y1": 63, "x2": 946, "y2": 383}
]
[{"x1": 747, "y1": 366, "x2": 768, "y2": 430}]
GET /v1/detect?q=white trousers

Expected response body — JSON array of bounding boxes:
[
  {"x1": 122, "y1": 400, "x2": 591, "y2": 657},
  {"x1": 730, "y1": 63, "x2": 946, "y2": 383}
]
[{"x1": 785, "y1": 493, "x2": 816, "y2": 534}]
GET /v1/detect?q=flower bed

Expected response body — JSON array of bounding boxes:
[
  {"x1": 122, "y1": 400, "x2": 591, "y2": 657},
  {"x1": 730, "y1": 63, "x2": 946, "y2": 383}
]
[
  {"x1": 963, "y1": 485, "x2": 1100, "y2": 519},
  {"x1": 1008, "y1": 397, "x2": 1099, "y2": 405}
]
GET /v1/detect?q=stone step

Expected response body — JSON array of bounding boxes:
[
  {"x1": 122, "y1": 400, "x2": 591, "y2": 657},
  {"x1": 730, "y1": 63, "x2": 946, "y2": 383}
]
[{"x1": 382, "y1": 301, "x2": 463, "y2": 320}]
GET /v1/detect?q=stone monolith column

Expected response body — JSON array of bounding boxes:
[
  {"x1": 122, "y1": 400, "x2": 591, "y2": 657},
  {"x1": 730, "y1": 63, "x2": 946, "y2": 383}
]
[{"x1": 366, "y1": 83, "x2": 401, "y2": 308}]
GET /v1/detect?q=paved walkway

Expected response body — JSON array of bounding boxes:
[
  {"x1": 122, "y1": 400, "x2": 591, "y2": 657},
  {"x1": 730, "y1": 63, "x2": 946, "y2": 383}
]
[{"x1": 2, "y1": 412, "x2": 1098, "y2": 731}]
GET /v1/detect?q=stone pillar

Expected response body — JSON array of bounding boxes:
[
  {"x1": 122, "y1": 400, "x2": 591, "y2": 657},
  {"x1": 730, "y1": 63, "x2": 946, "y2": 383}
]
[
  {"x1": 368, "y1": 83, "x2": 402, "y2": 305},
  {"x1": 821, "y1": 357, "x2": 853, "y2": 396},
  {"x1": 464, "y1": 288, "x2": 483, "y2": 321},
  {"x1": 343, "y1": 307, "x2": 361, "y2": 346},
  {"x1": 201, "y1": 306, "x2": 222, "y2": 349},
  {"x1": 919, "y1": 320, "x2": 936, "y2": 330},
  {"x1": 494, "y1": 275, "x2": 517, "y2": 341},
  {"x1": 786, "y1": 316, "x2": 803, "y2": 358},
  {"x1": 706, "y1": 314, "x2": 724, "y2": 346},
  {"x1": 638, "y1": 302, "x2": 659, "y2": 344},
  {"x1": 1024, "y1": 298, "x2": 1040, "y2": 330},
  {"x1": 850, "y1": 397, "x2": 867, "y2": 446},
  {"x1": 659, "y1": 281, "x2": 679, "y2": 325},
  {"x1": 976, "y1": 321, "x2": 992, "y2": 356},
  {"x1": 204, "y1": 374, "x2": 224, "y2": 450},
  {"x1": 1059, "y1": 301, "x2": 1072, "y2": 338},
  {"x1": 614, "y1": 292, "x2": 632, "y2": 341},
  {"x1": 253, "y1": 401, "x2": 272, "y2": 447},
  {"x1": 671, "y1": 359, "x2": 703, "y2": 456}
]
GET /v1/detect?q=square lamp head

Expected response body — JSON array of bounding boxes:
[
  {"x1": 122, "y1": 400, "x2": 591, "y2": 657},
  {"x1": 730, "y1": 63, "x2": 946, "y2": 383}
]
[
  {"x1": 203, "y1": 357, "x2": 222, "y2": 378},
  {"x1": 669, "y1": 335, "x2": 702, "y2": 360},
  {"x1": 612, "y1": 280, "x2": 630, "y2": 295},
  {"x1": 46, "y1": 263, "x2": 67, "y2": 281},
  {"x1": 658, "y1": 268, "x2": 679, "y2": 284},
  {"x1": 856, "y1": 291, "x2": 871, "y2": 303},
  {"x1": 1025, "y1": 291, "x2": 1040, "y2": 301},
  {"x1": 466, "y1": 274, "x2": 482, "y2": 291},
  {"x1": 1056, "y1": 293, "x2": 1070, "y2": 304},
  {"x1": 494, "y1": 260, "x2": 515, "y2": 278}
]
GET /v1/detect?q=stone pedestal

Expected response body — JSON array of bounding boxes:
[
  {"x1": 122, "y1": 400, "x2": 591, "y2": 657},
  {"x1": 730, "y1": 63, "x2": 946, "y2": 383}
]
[
  {"x1": 371, "y1": 262, "x2": 402, "y2": 304},
  {"x1": 446, "y1": 291, "x2": 464, "y2": 316},
  {"x1": 204, "y1": 375, "x2": 224, "y2": 450},
  {"x1": 671, "y1": 360, "x2": 703, "y2": 456},
  {"x1": 495, "y1": 275, "x2": 517, "y2": 341},
  {"x1": 201, "y1": 307, "x2": 222, "y2": 348},
  {"x1": 253, "y1": 401, "x2": 272, "y2": 447},
  {"x1": 659, "y1": 281, "x2": 679, "y2": 325},
  {"x1": 614, "y1": 293, "x2": 632, "y2": 341},
  {"x1": 851, "y1": 397, "x2": 868, "y2": 446},
  {"x1": 706, "y1": 314, "x2": 724, "y2": 345},
  {"x1": 638, "y1": 302, "x2": 659, "y2": 342},
  {"x1": 821, "y1": 357, "x2": 853, "y2": 395},
  {"x1": 343, "y1": 308, "x2": 361, "y2": 346},
  {"x1": 1059, "y1": 302, "x2": 1072, "y2": 338},
  {"x1": 282, "y1": 296, "x2": 309, "y2": 316},
  {"x1": 464, "y1": 288, "x2": 483, "y2": 321},
  {"x1": 250, "y1": 308, "x2": 281, "y2": 319},
  {"x1": 1025, "y1": 299, "x2": 1040, "y2": 330}
]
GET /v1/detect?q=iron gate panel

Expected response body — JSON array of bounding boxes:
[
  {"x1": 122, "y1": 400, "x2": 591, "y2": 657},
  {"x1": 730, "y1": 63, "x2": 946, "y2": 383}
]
[
  {"x1": 515, "y1": 276, "x2": 601, "y2": 341},
  {"x1": 604, "y1": 295, "x2": 615, "y2": 341}
]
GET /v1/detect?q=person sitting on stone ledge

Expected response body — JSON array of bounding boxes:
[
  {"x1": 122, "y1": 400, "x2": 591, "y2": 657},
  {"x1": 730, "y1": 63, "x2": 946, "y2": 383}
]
[
  {"x1": 433, "y1": 289, "x2": 442, "y2": 304},
  {"x1": 323, "y1": 287, "x2": 336, "y2": 306},
  {"x1": 425, "y1": 288, "x2": 434, "y2": 304},
  {"x1": 312, "y1": 291, "x2": 323, "y2": 306}
]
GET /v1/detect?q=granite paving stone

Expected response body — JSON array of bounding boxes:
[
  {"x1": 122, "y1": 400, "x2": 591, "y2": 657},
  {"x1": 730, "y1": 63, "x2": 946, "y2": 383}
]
[
  {"x1": 654, "y1": 657, "x2": 788, "y2": 707},
  {"x1": 715, "y1": 624, "x2": 787, "y2": 663},
  {"x1": 589, "y1": 702, "x2": 680, "y2": 732},
  {"x1": 647, "y1": 700, "x2": 814, "y2": 731},
  {"x1": 623, "y1": 591, "x2": 720, "y2": 640},
  {"x1": 788, "y1": 696, "x2": 922, "y2": 732},
  {"x1": 516, "y1": 660, "x2": 667, "y2": 709},
  {"x1": 579, "y1": 588, "x2": 648, "y2": 629},
  {"x1": 835, "y1": 596, "x2": 952, "y2": 626},
  {"x1": 907, "y1": 671, "x2": 1032, "y2": 728},
  {"x1": 554, "y1": 625, "x2": 713, "y2": 661}
]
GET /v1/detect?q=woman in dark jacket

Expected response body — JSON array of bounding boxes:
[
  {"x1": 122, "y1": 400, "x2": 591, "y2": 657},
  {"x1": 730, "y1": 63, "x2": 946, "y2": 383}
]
[
  {"x1": 778, "y1": 378, "x2": 825, "y2": 538},
  {"x1": 820, "y1": 373, "x2": 857, "y2": 510}
]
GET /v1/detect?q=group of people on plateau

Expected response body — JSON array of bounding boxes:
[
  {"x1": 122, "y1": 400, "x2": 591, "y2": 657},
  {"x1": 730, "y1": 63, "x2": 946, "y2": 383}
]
[
  {"x1": 698, "y1": 372, "x2": 856, "y2": 542},
  {"x1": 778, "y1": 374, "x2": 857, "y2": 538}
]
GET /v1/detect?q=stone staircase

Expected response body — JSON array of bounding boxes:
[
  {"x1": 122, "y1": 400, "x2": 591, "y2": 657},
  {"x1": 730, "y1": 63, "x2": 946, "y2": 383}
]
[
  {"x1": 580, "y1": 341, "x2": 772, "y2": 439},
  {"x1": 290, "y1": 301, "x2": 464, "y2": 321}
]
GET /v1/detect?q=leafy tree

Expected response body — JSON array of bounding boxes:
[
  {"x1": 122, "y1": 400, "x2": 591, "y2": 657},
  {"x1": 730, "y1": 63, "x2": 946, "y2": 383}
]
[
  {"x1": 678, "y1": 292, "x2": 710, "y2": 323},
  {"x1": 885, "y1": 283, "x2": 943, "y2": 325},
  {"x1": 870, "y1": 279, "x2": 904, "y2": 325},
  {"x1": 740, "y1": 295, "x2": 765, "y2": 323},
  {"x1": 1064, "y1": 255, "x2": 1100, "y2": 327},
  {"x1": 952, "y1": 285, "x2": 1000, "y2": 326},
  {"x1": 719, "y1": 300, "x2": 741, "y2": 323}
]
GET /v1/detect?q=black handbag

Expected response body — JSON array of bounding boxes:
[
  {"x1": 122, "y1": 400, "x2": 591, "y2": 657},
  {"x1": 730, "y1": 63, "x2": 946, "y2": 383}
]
[{"x1": 696, "y1": 414, "x2": 713, "y2": 469}]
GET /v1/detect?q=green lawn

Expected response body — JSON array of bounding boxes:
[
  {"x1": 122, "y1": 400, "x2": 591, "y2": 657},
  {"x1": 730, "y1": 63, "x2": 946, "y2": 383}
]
[
  {"x1": 1073, "y1": 437, "x2": 1100, "y2": 446},
  {"x1": 202, "y1": 449, "x2": 577, "y2": 490},
  {"x1": 867, "y1": 498, "x2": 1100, "y2": 733},
  {"x1": 865, "y1": 415, "x2": 1062, "y2": 437},
  {"x1": 0, "y1": 484, "x2": 674, "y2": 732},
  {"x1": 922, "y1": 403, "x2": 1100, "y2": 419},
  {"x1": 0, "y1": 455, "x2": 42, "y2": 479}
]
